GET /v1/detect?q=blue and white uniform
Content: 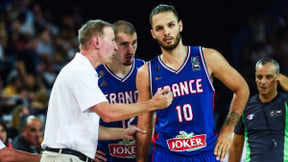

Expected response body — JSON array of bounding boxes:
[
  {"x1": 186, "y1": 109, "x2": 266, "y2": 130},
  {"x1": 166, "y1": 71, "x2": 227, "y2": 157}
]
[
  {"x1": 96, "y1": 58, "x2": 145, "y2": 162},
  {"x1": 148, "y1": 46, "x2": 219, "y2": 162}
]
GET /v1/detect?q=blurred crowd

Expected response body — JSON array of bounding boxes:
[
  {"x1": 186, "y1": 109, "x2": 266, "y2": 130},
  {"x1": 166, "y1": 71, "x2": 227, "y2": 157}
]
[
  {"x1": 231, "y1": 5, "x2": 288, "y2": 95},
  {"x1": 0, "y1": 0, "x2": 287, "y2": 154},
  {"x1": 0, "y1": 0, "x2": 83, "y2": 137}
]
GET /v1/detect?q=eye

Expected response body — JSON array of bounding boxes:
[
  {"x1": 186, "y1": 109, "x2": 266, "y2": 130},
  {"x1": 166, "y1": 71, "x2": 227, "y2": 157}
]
[
  {"x1": 119, "y1": 42, "x2": 128, "y2": 47},
  {"x1": 155, "y1": 26, "x2": 163, "y2": 32},
  {"x1": 168, "y1": 23, "x2": 175, "y2": 28},
  {"x1": 30, "y1": 128, "x2": 37, "y2": 132},
  {"x1": 266, "y1": 75, "x2": 275, "y2": 80},
  {"x1": 256, "y1": 75, "x2": 263, "y2": 80}
]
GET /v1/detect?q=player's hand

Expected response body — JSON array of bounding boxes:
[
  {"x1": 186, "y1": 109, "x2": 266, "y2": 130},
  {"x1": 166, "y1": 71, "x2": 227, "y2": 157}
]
[
  {"x1": 93, "y1": 150, "x2": 107, "y2": 162},
  {"x1": 214, "y1": 128, "x2": 233, "y2": 161},
  {"x1": 151, "y1": 87, "x2": 173, "y2": 110},
  {"x1": 123, "y1": 125, "x2": 146, "y2": 140}
]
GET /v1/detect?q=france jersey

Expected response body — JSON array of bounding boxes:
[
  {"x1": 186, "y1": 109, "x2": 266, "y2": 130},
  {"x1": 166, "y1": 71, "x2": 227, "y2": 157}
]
[
  {"x1": 149, "y1": 46, "x2": 217, "y2": 158},
  {"x1": 96, "y1": 58, "x2": 145, "y2": 162}
]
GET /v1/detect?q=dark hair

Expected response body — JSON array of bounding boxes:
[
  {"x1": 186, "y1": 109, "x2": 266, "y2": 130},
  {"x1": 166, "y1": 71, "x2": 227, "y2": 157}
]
[
  {"x1": 78, "y1": 19, "x2": 114, "y2": 50},
  {"x1": 0, "y1": 120, "x2": 9, "y2": 145},
  {"x1": 255, "y1": 57, "x2": 280, "y2": 74},
  {"x1": 149, "y1": 4, "x2": 179, "y2": 26}
]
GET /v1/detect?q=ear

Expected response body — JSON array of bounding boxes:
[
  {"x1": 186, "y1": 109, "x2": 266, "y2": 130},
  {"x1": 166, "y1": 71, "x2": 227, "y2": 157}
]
[
  {"x1": 150, "y1": 29, "x2": 156, "y2": 39},
  {"x1": 92, "y1": 36, "x2": 101, "y2": 49},
  {"x1": 179, "y1": 20, "x2": 183, "y2": 32},
  {"x1": 21, "y1": 127, "x2": 26, "y2": 133}
]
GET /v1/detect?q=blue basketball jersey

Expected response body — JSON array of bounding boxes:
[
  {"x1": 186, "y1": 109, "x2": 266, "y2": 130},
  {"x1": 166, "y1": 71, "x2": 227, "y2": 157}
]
[
  {"x1": 96, "y1": 58, "x2": 145, "y2": 162},
  {"x1": 149, "y1": 46, "x2": 217, "y2": 157}
]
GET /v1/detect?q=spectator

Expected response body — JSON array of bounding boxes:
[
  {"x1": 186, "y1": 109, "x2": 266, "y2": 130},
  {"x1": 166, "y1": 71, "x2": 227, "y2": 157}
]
[
  {"x1": 12, "y1": 115, "x2": 43, "y2": 154},
  {"x1": 0, "y1": 120, "x2": 10, "y2": 147}
]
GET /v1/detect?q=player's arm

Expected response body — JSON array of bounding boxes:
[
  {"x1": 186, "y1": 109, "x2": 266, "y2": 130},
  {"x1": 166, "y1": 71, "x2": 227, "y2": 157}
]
[
  {"x1": 203, "y1": 47, "x2": 249, "y2": 160},
  {"x1": 136, "y1": 64, "x2": 154, "y2": 162},
  {"x1": 228, "y1": 133, "x2": 245, "y2": 162}
]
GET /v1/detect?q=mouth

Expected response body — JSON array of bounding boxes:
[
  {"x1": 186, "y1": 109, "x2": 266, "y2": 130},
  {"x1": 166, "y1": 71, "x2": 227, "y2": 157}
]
[
  {"x1": 259, "y1": 86, "x2": 267, "y2": 91},
  {"x1": 125, "y1": 54, "x2": 133, "y2": 60},
  {"x1": 164, "y1": 37, "x2": 173, "y2": 43}
]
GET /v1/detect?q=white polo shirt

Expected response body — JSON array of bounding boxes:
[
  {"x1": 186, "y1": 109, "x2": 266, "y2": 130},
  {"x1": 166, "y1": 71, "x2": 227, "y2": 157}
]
[
  {"x1": 42, "y1": 53, "x2": 108, "y2": 158},
  {"x1": 0, "y1": 141, "x2": 5, "y2": 150}
]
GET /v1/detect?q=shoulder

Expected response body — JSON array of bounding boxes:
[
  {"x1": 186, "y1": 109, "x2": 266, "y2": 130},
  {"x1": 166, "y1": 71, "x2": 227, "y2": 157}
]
[
  {"x1": 242, "y1": 95, "x2": 259, "y2": 114},
  {"x1": 202, "y1": 47, "x2": 226, "y2": 64},
  {"x1": 278, "y1": 92, "x2": 288, "y2": 101},
  {"x1": 11, "y1": 134, "x2": 22, "y2": 143},
  {"x1": 0, "y1": 141, "x2": 5, "y2": 149},
  {"x1": 137, "y1": 63, "x2": 149, "y2": 75},
  {"x1": 134, "y1": 58, "x2": 145, "y2": 63},
  {"x1": 96, "y1": 64, "x2": 105, "y2": 72},
  {"x1": 201, "y1": 47, "x2": 231, "y2": 75},
  {"x1": 247, "y1": 95, "x2": 259, "y2": 104},
  {"x1": 134, "y1": 58, "x2": 146, "y2": 66}
]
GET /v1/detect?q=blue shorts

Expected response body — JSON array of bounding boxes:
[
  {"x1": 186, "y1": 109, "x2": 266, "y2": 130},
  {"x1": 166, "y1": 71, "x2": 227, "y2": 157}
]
[{"x1": 150, "y1": 149, "x2": 220, "y2": 162}]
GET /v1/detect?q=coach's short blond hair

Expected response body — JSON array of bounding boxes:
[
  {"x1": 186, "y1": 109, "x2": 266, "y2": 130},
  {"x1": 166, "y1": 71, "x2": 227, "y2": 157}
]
[{"x1": 78, "y1": 19, "x2": 114, "y2": 50}]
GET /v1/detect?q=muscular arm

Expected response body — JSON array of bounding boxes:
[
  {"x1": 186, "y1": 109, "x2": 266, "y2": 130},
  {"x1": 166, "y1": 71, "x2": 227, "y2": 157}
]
[
  {"x1": 136, "y1": 64, "x2": 154, "y2": 162},
  {"x1": 0, "y1": 147, "x2": 41, "y2": 162},
  {"x1": 229, "y1": 133, "x2": 245, "y2": 162},
  {"x1": 203, "y1": 48, "x2": 249, "y2": 160}
]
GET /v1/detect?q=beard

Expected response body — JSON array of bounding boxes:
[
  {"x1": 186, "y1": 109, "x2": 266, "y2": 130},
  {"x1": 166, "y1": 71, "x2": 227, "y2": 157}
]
[
  {"x1": 122, "y1": 60, "x2": 132, "y2": 66},
  {"x1": 156, "y1": 33, "x2": 181, "y2": 51},
  {"x1": 114, "y1": 53, "x2": 133, "y2": 66}
]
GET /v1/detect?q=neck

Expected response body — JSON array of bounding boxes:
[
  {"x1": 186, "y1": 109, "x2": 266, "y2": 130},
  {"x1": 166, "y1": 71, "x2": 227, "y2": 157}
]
[
  {"x1": 107, "y1": 60, "x2": 132, "y2": 78},
  {"x1": 160, "y1": 44, "x2": 188, "y2": 69},
  {"x1": 259, "y1": 91, "x2": 278, "y2": 103},
  {"x1": 81, "y1": 50, "x2": 100, "y2": 69}
]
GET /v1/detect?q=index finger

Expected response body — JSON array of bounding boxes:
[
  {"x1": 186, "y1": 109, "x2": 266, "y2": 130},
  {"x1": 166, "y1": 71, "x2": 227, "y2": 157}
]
[{"x1": 162, "y1": 87, "x2": 171, "y2": 94}]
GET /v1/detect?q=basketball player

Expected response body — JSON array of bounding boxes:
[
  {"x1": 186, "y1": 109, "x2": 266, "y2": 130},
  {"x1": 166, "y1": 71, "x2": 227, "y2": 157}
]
[
  {"x1": 96, "y1": 20, "x2": 144, "y2": 162},
  {"x1": 136, "y1": 4, "x2": 250, "y2": 162}
]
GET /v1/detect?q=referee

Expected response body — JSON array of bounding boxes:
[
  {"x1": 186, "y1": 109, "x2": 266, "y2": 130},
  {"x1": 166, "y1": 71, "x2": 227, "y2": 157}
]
[{"x1": 229, "y1": 57, "x2": 288, "y2": 162}]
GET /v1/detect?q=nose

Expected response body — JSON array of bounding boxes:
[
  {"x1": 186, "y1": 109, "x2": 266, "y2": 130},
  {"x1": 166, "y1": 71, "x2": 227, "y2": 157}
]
[
  {"x1": 114, "y1": 41, "x2": 118, "y2": 51},
  {"x1": 163, "y1": 26, "x2": 170, "y2": 36},
  {"x1": 260, "y1": 77, "x2": 269, "y2": 84},
  {"x1": 128, "y1": 44, "x2": 135, "y2": 53}
]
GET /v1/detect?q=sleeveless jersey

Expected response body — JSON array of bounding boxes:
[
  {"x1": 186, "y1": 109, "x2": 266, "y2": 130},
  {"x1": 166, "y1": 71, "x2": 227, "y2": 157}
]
[
  {"x1": 149, "y1": 46, "x2": 217, "y2": 156},
  {"x1": 96, "y1": 58, "x2": 145, "y2": 162}
]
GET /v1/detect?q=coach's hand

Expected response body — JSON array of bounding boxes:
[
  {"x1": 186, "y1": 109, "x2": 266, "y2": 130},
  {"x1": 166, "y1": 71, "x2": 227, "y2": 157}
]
[
  {"x1": 151, "y1": 87, "x2": 173, "y2": 110},
  {"x1": 123, "y1": 125, "x2": 146, "y2": 140}
]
